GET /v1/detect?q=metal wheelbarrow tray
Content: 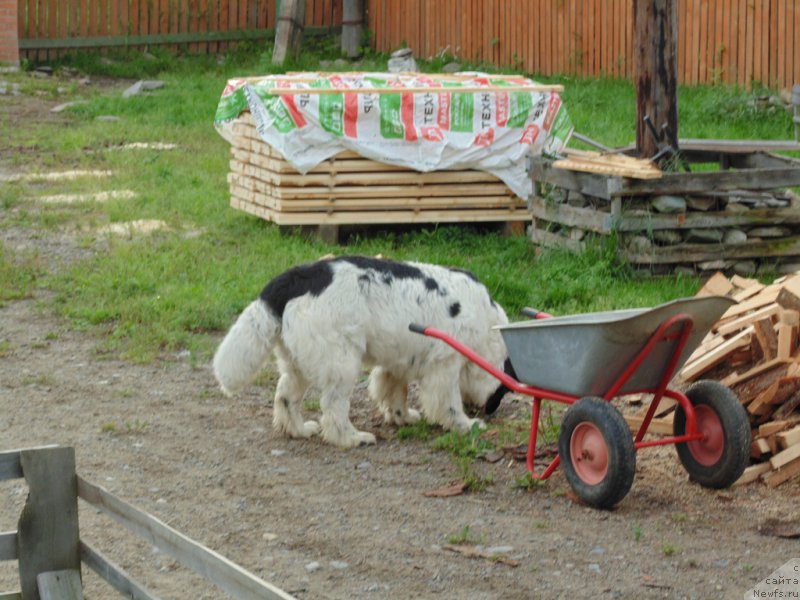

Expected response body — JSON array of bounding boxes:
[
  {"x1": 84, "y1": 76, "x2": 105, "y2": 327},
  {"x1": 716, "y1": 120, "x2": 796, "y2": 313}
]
[{"x1": 410, "y1": 296, "x2": 752, "y2": 509}]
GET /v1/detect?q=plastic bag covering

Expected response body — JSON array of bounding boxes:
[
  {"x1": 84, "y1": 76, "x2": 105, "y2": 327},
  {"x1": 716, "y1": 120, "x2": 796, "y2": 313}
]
[{"x1": 214, "y1": 72, "x2": 573, "y2": 199}]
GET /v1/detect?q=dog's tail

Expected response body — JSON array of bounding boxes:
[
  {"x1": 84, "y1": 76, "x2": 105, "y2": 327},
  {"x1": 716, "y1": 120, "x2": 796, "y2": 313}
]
[{"x1": 213, "y1": 299, "x2": 280, "y2": 395}]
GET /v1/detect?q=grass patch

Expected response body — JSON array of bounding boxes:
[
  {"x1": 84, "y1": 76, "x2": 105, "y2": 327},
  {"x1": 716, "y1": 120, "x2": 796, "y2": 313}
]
[
  {"x1": 4, "y1": 47, "x2": 794, "y2": 362},
  {"x1": 395, "y1": 419, "x2": 436, "y2": 441},
  {"x1": 433, "y1": 423, "x2": 495, "y2": 459},
  {"x1": 0, "y1": 243, "x2": 43, "y2": 304}
]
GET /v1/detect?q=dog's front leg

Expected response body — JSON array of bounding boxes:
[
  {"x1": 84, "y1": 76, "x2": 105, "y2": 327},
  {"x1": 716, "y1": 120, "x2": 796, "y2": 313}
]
[{"x1": 368, "y1": 367, "x2": 420, "y2": 426}]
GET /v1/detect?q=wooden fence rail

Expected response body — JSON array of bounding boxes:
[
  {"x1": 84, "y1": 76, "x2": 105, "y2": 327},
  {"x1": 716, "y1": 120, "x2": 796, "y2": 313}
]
[{"x1": 0, "y1": 445, "x2": 295, "y2": 600}]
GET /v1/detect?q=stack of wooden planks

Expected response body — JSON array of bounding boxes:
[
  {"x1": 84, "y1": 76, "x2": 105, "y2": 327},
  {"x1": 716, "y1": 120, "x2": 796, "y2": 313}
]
[
  {"x1": 673, "y1": 271, "x2": 800, "y2": 487},
  {"x1": 227, "y1": 112, "x2": 530, "y2": 227}
]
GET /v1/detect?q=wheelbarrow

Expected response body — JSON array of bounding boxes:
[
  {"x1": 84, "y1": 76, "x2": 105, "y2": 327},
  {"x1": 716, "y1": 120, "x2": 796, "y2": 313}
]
[{"x1": 410, "y1": 296, "x2": 752, "y2": 509}]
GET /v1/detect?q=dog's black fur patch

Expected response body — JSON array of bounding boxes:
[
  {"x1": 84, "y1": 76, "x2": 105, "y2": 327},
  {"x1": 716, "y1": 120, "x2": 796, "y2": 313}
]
[
  {"x1": 484, "y1": 358, "x2": 517, "y2": 415},
  {"x1": 261, "y1": 256, "x2": 433, "y2": 317},
  {"x1": 260, "y1": 260, "x2": 335, "y2": 317},
  {"x1": 449, "y1": 302, "x2": 461, "y2": 317}
]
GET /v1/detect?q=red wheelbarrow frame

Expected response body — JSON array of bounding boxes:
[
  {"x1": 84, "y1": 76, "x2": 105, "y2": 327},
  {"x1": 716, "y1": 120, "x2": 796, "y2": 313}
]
[{"x1": 412, "y1": 312, "x2": 705, "y2": 482}]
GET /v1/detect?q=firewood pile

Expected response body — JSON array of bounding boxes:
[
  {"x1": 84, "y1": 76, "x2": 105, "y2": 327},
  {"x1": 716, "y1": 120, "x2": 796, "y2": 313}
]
[{"x1": 675, "y1": 271, "x2": 800, "y2": 487}]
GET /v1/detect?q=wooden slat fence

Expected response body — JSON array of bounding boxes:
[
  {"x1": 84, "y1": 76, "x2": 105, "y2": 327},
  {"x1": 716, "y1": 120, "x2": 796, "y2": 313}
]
[
  {"x1": 0, "y1": 446, "x2": 296, "y2": 600},
  {"x1": 17, "y1": 0, "x2": 343, "y2": 61},
  {"x1": 14, "y1": 0, "x2": 800, "y2": 89},
  {"x1": 369, "y1": 0, "x2": 800, "y2": 89}
]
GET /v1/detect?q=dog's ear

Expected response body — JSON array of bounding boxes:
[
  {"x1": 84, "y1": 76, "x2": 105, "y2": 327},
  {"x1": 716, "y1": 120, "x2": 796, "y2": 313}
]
[{"x1": 484, "y1": 358, "x2": 517, "y2": 415}]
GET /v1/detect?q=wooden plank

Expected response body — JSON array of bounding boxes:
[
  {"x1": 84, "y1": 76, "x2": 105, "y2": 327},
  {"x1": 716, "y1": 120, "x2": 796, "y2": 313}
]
[
  {"x1": 229, "y1": 158, "x2": 505, "y2": 186},
  {"x1": 696, "y1": 272, "x2": 734, "y2": 297},
  {"x1": 77, "y1": 477, "x2": 298, "y2": 600},
  {"x1": 17, "y1": 447, "x2": 80, "y2": 600},
  {"x1": 734, "y1": 461, "x2": 773, "y2": 485},
  {"x1": 232, "y1": 197, "x2": 531, "y2": 225},
  {"x1": 722, "y1": 357, "x2": 789, "y2": 388},
  {"x1": 716, "y1": 304, "x2": 779, "y2": 336},
  {"x1": 752, "y1": 437, "x2": 771, "y2": 457},
  {"x1": 624, "y1": 413, "x2": 675, "y2": 436},
  {"x1": 230, "y1": 186, "x2": 526, "y2": 212},
  {"x1": 776, "y1": 425, "x2": 800, "y2": 449},
  {"x1": 764, "y1": 455, "x2": 800, "y2": 487},
  {"x1": 37, "y1": 570, "x2": 84, "y2": 600},
  {"x1": 679, "y1": 326, "x2": 753, "y2": 381},
  {"x1": 0, "y1": 450, "x2": 22, "y2": 481},
  {"x1": 721, "y1": 286, "x2": 783, "y2": 320},
  {"x1": 0, "y1": 531, "x2": 17, "y2": 560},
  {"x1": 770, "y1": 440, "x2": 800, "y2": 469},
  {"x1": 80, "y1": 541, "x2": 162, "y2": 600}
]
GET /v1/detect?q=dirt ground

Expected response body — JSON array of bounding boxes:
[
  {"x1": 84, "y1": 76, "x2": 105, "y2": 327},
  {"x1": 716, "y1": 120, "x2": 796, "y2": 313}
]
[{"x1": 2, "y1": 72, "x2": 800, "y2": 600}]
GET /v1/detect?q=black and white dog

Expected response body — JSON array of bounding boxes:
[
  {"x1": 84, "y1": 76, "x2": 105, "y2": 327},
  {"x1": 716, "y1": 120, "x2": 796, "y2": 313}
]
[{"x1": 213, "y1": 256, "x2": 512, "y2": 448}]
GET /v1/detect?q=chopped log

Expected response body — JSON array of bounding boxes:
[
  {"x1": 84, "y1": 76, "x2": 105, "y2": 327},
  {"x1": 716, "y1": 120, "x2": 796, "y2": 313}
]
[
  {"x1": 769, "y1": 442, "x2": 800, "y2": 469},
  {"x1": 764, "y1": 455, "x2": 800, "y2": 487},
  {"x1": 696, "y1": 271, "x2": 734, "y2": 297},
  {"x1": 721, "y1": 357, "x2": 789, "y2": 388},
  {"x1": 731, "y1": 274, "x2": 761, "y2": 289},
  {"x1": 731, "y1": 283, "x2": 767, "y2": 303},
  {"x1": 758, "y1": 420, "x2": 792, "y2": 437},
  {"x1": 775, "y1": 277, "x2": 800, "y2": 311},
  {"x1": 747, "y1": 377, "x2": 800, "y2": 416},
  {"x1": 680, "y1": 326, "x2": 753, "y2": 381},
  {"x1": 776, "y1": 425, "x2": 800, "y2": 449},
  {"x1": 715, "y1": 304, "x2": 779, "y2": 336},
  {"x1": 753, "y1": 318, "x2": 779, "y2": 360},
  {"x1": 773, "y1": 389, "x2": 800, "y2": 420},
  {"x1": 752, "y1": 437, "x2": 771, "y2": 458}
]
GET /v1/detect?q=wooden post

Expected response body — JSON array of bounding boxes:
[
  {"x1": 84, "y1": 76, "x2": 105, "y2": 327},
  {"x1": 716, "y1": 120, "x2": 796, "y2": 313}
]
[
  {"x1": 633, "y1": 0, "x2": 679, "y2": 159},
  {"x1": 341, "y1": 0, "x2": 364, "y2": 58},
  {"x1": 17, "y1": 447, "x2": 81, "y2": 600},
  {"x1": 272, "y1": 0, "x2": 306, "y2": 65}
]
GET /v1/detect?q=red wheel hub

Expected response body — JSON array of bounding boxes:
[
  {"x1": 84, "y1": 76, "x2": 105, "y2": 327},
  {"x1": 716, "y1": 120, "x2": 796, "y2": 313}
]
[
  {"x1": 687, "y1": 405, "x2": 724, "y2": 466},
  {"x1": 570, "y1": 422, "x2": 609, "y2": 485}
]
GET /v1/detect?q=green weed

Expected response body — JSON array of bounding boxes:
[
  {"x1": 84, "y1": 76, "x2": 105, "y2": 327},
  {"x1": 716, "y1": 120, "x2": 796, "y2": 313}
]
[
  {"x1": 395, "y1": 419, "x2": 436, "y2": 441},
  {"x1": 433, "y1": 423, "x2": 494, "y2": 459}
]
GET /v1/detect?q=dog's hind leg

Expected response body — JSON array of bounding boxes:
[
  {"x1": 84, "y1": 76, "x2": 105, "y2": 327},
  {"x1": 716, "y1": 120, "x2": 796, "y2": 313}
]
[
  {"x1": 417, "y1": 361, "x2": 485, "y2": 433},
  {"x1": 272, "y1": 347, "x2": 320, "y2": 439},
  {"x1": 368, "y1": 367, "x2": 420, "y2": 426}
]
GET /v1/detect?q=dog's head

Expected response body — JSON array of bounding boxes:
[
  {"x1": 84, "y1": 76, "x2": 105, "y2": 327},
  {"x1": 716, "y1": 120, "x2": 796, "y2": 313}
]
[{"x1": 484, "y1": 358, "x2": 517, "y2": 415}]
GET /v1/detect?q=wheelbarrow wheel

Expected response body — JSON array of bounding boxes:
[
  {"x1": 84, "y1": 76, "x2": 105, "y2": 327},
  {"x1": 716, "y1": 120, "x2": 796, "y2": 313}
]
[
  {"x1": 673, "y1": 380, "x2": 751, "y2": 489},
  {"x1": 558, "y1": 397, "x2": 636, "y2": 509}
]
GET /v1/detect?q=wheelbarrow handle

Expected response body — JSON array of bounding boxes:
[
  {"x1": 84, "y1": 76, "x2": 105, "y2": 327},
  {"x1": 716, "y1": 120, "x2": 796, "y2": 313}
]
[
  {"x1": 521, "y1": 307, "x2": 553, "y2": 319},
  {"x1": 408, "y1": 323, "x2": 428, "y2": 334}
]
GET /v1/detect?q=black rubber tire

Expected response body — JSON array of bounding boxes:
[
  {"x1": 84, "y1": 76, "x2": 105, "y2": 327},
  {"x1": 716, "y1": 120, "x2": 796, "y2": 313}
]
[
  {"x1": 558, "y1": 397, "x2": 636, "y2": 509},
  {"x1": 673, "y1": 380, "x2": 751, "y2": 489}
]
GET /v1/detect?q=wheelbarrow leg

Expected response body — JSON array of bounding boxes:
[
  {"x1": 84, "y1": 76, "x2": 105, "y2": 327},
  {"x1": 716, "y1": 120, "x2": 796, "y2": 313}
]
[{"x1": 526, "y1": 397, "x2": 561, "y2": 480}]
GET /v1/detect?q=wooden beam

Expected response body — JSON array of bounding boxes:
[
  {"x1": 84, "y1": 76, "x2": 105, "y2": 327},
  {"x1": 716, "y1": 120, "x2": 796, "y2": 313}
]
[
  {"x1": 634, "y1": 0, "x2": 679, "y2": 159},
  {"x1": 0, "y1": 531, "x2": 17, "y2": 560},
  {"x1": 17, "y1": 447, "x2": 81, "y2": 600},
  {"x1": 77, "y1": 478, "x2": 296, "y2": 600},
  {"x1": 37, "y1": 570, "x2": 84, "y2": 600},
  {"x1": 341, "y1": 0, "x2": 364, "y2": 58},
  {"x1": 272, "y1": 0, "x2": 306, "y2": 65},
  {"x1": 734, "y1": 461, "x2": 772, "y2": 485},
  {"x1": 80, "y1": 541, "x2": 162, "y2": 600}
]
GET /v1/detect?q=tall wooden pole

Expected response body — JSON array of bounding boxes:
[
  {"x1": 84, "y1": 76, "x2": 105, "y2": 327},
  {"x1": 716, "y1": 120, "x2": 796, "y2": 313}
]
[
  {"x1": 634, "y1": 0, "x2": 679, "y2": 159},
  {"x1": 341, "y1": 0, "x2": 365, "y2": 58},
  {"x1": 272, "y1": 0, "x2": 307, "y2": 65}
]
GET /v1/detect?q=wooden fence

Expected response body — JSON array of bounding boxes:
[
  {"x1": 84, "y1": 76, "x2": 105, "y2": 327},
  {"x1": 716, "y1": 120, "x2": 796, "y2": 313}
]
[
  {"x1": 0, "y1": 445, "x2": 295, "y2": 600},
  {"x1": 17, "y1": 0, "x2": 344, "y2": 60},
  {"x1": 14, "y1": 0, "x2": 800, "y2": 89},
  {"x1": 368, "y1": 0, "x2": 800, "y2": 89}
]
